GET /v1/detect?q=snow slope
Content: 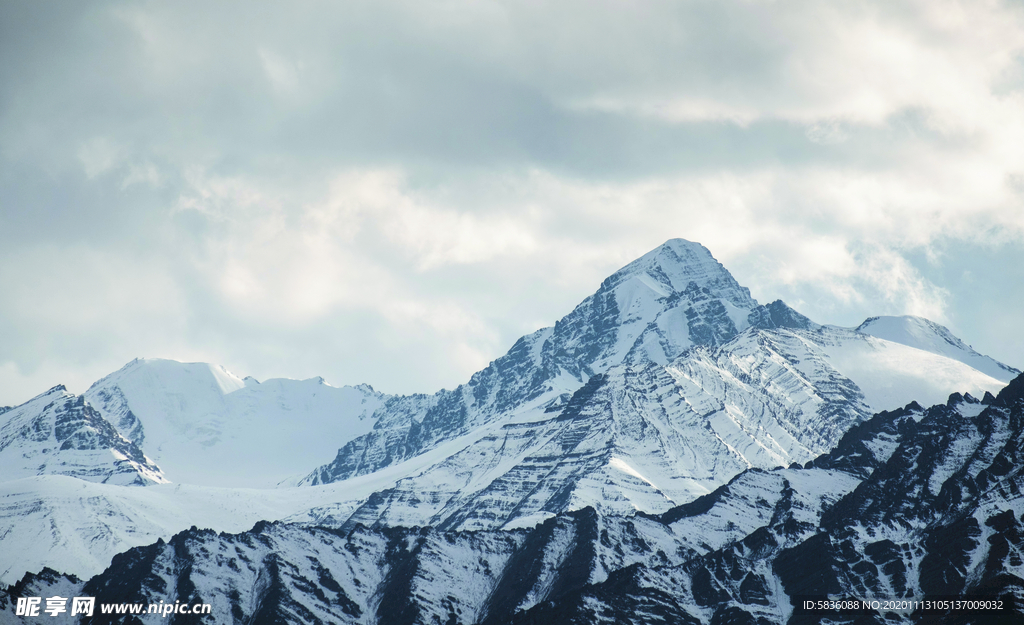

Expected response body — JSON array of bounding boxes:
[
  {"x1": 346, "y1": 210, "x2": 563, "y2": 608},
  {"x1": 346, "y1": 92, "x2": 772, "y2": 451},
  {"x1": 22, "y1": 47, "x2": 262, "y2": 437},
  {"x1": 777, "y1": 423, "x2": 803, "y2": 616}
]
[
  {"x1": 856, "y1": 315, "x2": 1019, "y2": 382},
  {"x1": 0, "y1": 471, "x2": 414, "y2": 586},
  {"x1": 83, "y1": 359, "x2": 385, "y2": 487},
  {"x1": 821, "y1": 324, "x2": 1013, "y2": 411}
]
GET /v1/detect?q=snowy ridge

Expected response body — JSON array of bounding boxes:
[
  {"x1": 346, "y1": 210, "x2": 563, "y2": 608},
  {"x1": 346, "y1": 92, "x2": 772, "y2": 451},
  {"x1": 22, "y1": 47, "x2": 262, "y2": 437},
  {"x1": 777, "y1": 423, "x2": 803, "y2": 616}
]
[
  {"x1": 856, "y1": 315, "x2": 1020, "y2": 381},
  {"x1": 0, "y1": 385, "x2": 164, "y2": 487}
]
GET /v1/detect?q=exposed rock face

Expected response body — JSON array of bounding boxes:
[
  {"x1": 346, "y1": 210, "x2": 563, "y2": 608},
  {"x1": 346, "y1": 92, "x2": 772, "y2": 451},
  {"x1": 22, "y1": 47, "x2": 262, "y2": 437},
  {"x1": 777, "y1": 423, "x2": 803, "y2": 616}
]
[{"x1": 0, "y1": 385, "x2": 165, "y2": 486}]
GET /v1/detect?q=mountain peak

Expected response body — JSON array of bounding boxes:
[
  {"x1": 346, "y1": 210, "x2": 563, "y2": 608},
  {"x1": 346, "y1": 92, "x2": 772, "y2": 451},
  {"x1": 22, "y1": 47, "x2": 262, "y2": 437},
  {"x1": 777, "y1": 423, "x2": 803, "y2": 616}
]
[
  {"x1": 603, "y1": 239, "x2": 756, "y2": 309},
  {"x1": 21, "y1": 384, "x2": 71, "y2": 404},
  {"x1": 305, "y1": 239, "x2": 772, "y2": 485},
  {"x1": 855, "y1": 315, "x2": 1019, "y2": 381},
  {"x1": 81, "y1": 358, "x2": 385, "y2": 487},
  {"x1": 648, "y1": 237, "x2": 711, "y2": 259}
]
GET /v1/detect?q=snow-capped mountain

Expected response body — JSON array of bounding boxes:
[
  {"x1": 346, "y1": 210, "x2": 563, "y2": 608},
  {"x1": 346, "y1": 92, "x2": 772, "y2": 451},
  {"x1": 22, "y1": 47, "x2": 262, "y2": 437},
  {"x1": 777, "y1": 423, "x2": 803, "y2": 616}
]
[
  {"x1": 83, "y1": 359, "x2": 385, "y2": 487},
  {"x1": 0, "y1": 384, "x2": 165, "y2": 486},
  {"x1": 294, "y1": 239, "x2": 1015, "y2": 531},
  {"x1": 295, "y1": 318, "x2": 1013, "y2": 534},
  {"x1": 6, "y1": 376, "x2": 1022, "y2": 624},
  {"x1": 0, "y1": 238, "x2": 1018, "y2": 592},
  {"x1": 508, "y1": 380, "x2": 1024, "y2": 624},
  {"x1": 855, "y1": 314, "x2": 1018, "y2": 381},
  {"x1": 301, "y1": 239, "x2": 774, "y2": 486}
]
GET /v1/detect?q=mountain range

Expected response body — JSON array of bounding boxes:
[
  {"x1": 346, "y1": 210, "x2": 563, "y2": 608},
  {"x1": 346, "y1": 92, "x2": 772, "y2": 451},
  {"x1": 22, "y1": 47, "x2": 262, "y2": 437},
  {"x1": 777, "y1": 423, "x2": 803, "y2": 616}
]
[
  {"x1": 1, "y1": 238, "x2": 1020, "y2": 623},
  {"x1": 7, "y1": 379, "x2": 1024, "y2": 624}
]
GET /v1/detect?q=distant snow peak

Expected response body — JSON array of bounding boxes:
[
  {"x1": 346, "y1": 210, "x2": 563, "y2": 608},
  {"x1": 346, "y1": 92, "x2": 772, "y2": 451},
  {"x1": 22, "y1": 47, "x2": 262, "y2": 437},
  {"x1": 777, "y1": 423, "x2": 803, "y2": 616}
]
[
  {"x1": 82, "y1": 358, "x2": 386, "y2": 487},
  {"x1": 855, "y1": 315, "x2": 1020, "y2": 379}
]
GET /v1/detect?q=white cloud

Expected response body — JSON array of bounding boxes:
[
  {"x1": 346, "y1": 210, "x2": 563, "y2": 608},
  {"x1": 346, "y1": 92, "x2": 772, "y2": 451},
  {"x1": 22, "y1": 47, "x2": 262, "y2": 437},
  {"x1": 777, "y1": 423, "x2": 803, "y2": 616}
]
[
  {"x1": 564, "y1": 96, "x2": 761, "y2": 126},
  {"x1": 1, "y1": 0, "x2": 1023, "y2": 404},
  {"x1": 165, "y1": 160, "x2": 1020, "y2": 336}
]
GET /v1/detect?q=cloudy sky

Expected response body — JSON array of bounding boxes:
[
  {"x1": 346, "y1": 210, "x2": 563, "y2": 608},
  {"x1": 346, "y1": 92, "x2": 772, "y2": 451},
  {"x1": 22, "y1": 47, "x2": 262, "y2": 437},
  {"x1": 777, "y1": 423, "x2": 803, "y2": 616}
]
[{"x1": 2, "y1": 1, "x2": 1023, "y2": 406}]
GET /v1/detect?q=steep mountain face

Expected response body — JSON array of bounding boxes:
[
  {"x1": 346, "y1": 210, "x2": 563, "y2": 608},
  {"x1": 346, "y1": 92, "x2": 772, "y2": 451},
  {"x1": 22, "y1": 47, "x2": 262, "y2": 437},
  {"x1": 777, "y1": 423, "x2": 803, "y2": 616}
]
[
  {"x1": 302, "y1": 240, "x2": 772, "y2": 486},
  {"x1": 294, "y1": 249, "x2": 1013, "y2": 533},
  {"x1": 0, "y1": 384, "x2": 165, "y2": 486},
  {"x1": 83, "y1": 359, "x2": 386, "y2": 487},
  {"x1": 299, "y1": 340, "x2": 869, "y2": 532},
  {"x1": 8, "y1": 377, "x2": 1022, "y2": 624},
  {"x1": 299, "y1": 239, "x2": 1011, "y2": 491}
]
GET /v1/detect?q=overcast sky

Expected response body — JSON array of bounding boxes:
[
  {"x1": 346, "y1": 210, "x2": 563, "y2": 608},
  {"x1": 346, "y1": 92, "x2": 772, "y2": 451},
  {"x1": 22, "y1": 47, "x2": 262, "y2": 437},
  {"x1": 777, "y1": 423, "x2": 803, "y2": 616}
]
[{"x1": 2, "y1": 1, "x2": 1023, "y2": 406}]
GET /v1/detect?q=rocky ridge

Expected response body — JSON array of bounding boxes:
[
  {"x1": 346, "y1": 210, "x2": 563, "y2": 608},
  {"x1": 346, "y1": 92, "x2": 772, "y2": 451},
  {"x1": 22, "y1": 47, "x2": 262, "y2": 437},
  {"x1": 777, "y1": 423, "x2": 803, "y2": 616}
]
[{"x1": 0, "y1": 384, "x2": 165, "y2": 486}]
